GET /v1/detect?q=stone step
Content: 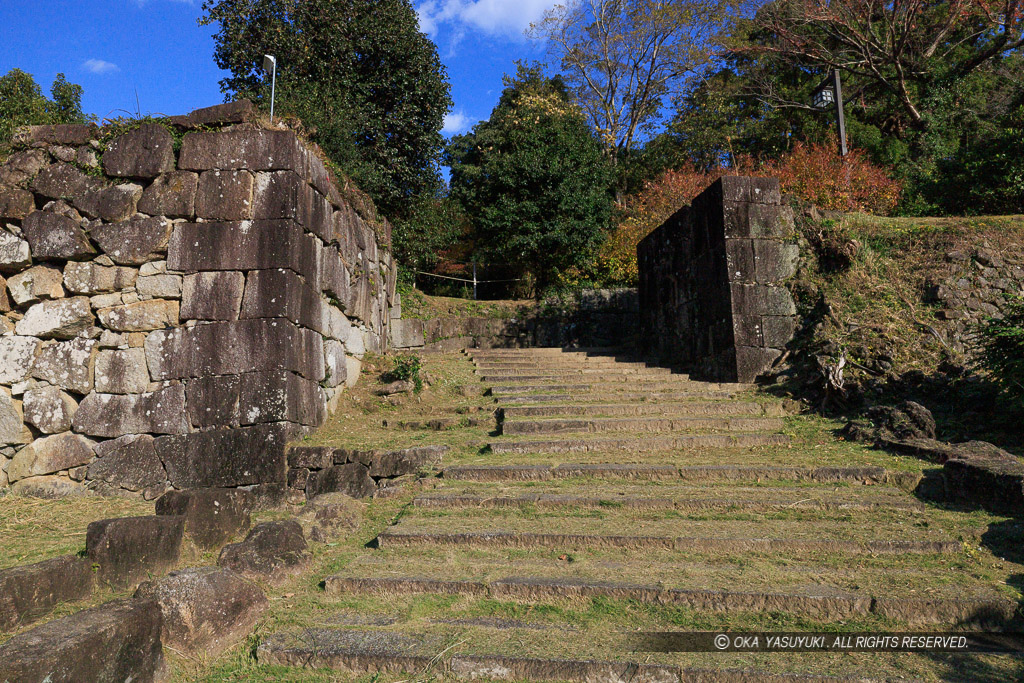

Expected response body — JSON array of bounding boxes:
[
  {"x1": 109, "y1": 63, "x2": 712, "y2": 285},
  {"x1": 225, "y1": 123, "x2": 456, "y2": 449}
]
[
  {"x1": 384, "y1": 416, "x2": 493, "y2": 431},
  {"x1": 496, "y1": 391, "x2": 741, "y2": 404},
  {"x1": 473, "y1": 361, "x2": 658, "y2": 370},
  {"x1": 442, "y1": 463, "x2": 906, "y2": 486},
  {"x1": 483, "y1": 374, "x2": 700, "y2": 384},
  {"x1": 488, "y1": 433, "x2": 790, "y2": 454},
  {"x1": 489, "y1": 382, "x2": 750, "y2": 395},
  {"x1": 501, "y1": 416, "x2": 785, "y2": 436},
  {"x1": 477, "y1": 367, "x2": 677, "y2": 377},
  {"x1": 258, "y1": 629, "x2": 872, "y2": 683},
  {"x1": 323, "y1": 575, "x2": 1015, "y2": 627},
  {"x1": 500, "y1": 401, "x2": 777, "y2": 418},
  {"x1": 411, "y1": 491, "x2": 924, "y2": 513}
]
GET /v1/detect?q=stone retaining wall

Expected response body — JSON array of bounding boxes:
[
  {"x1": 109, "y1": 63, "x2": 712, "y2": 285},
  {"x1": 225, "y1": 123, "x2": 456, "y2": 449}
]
[
  {"x1": 0, "y1": 102, "x2": 396, "y2": 498},
  {"x1": 637, "y1": 177, "x2": 799, "y2": 383}
]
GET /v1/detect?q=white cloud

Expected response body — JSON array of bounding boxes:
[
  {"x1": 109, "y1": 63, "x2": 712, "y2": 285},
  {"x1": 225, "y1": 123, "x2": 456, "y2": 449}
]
[
  {"x1": 82, "y1": 59, "x2": 120, "y2": 75},
  {"x1": 417, "y1": 0, "x2": 558, "y2": 38},
  {"x1": 442, "y1": 110, "x2": 475, "y2": 135}
]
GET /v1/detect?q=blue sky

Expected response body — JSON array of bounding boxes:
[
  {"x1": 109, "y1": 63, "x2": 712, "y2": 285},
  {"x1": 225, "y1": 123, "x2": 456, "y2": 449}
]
[{"x1": 0, "y1": 0, "x2": 558, "y2": 137}]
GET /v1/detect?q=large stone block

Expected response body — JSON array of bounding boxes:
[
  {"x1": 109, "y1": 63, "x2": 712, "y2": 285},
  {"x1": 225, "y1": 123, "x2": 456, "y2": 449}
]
[
  {"x1": 7, "y1": 431, "x2": 96, "y2": 482},
  {"x1": 155, "y1": 488, "x2": 253, "y2": 549},
  {"x1": 252, "y1": 170, "x2": 306, "y2": 223},
  {"x1": 0, "y1": 555, "x2": 95, "y2": 631},
  {"x1": 238, "y1": 370, "x2": 325, "y2": 427},
  {"x1": 179, "y1": 129, "x2": 305, "y2": 172},
  {"x1": 166, "y1": 100, "x2": 256, "y2": 129},
  {"x1": 21, "y1": 210, "x2": 96, "y2": 260},
  {"x1": 0, "y1": 230, "x2": 32, "y2": 272},
  {"x1": 30, "y1": 162, "x2": 137, "y2": 222},
  {"x1": 63, "y1": 260, "x2": 138, "y2": 294},
  {"x1": 95, "y1": 348, "x2": 150, "y2": 393},
  {"x1": 73, "y1": 385, "x2": 188, "y2": 437},
  {"x1": 134, "y1": 567, "x2": 267, "y2": 657},
  {"x1": 734, "y1": 345, "x2": 784, "y2": 383},
  {"x1": 723, "y1": 202, "x2": 796, "y2": 240},
  {"x1": 185, "y1": 374, "x2": 241, "y2": 428},
  {"x1": 241, "y1": 268, "x2": 326, "y2": 335},
  {"x1": 196, "y1": 169, "x2": 254, "y2": 220},
  {"x1": 306, "y1": 463, "x2": 375, "y2": 499},
  {"x1": 390, "y1": 318, "x2": 424, "y2": 349},
  {"x1": 0, "y1": 388, "x2": 31, "y2": 445},
  {"x1": 97, "y1": 299, "x2": 179, "y2": 331},
  {"x1": 91, "y1": 216, "x2": 173, "y2": 265},
  {"x1": 321, "y1": 246, "x2": 351, "y2": 305},
  {"x1": 715, "y1": 176, "x2": 782, "y2": 205},
  {"x1": 217, "y1": 520, "x2": 310, "y2": 585},
  {"x1": 146, "y1": 318, "x2": 324, "y2": 382},
  {"x1": 11, "y1": 474, "x2": 89, "y2": 498},
  {"x1": 88, "y1": 434, "x2": 166, "y2": 492},
  {"x1": 102, "y1": 124, "x2": 175, "y2": 178},
  {"x1": 87, "y1": 515, "x2": 185, "y2": 589},
  {"x1": 32, "y1": 337, "x2": 97, "y2": 394},
  {"x1": 136, "y1": 273, "x2": 182, "y2": 298},
  {"x1": 16, "y1": 296, "x2": 94, "y2": 339},
  {"x1": 323, "y1": 339, "x2": 347, "y2": 389},
  {"x1": 762, "y1": 315, "x2": 797, "y2": 348},
  {"x1": 138, "y1": 170, "x2": 199, "y2": 218},
  {"x1": 167, "y1": 219, "x2": 318, "y2": 277},
  {"x1": 0, "y1": 597, "x2": 165, "y2": 683},
  {"x1": 753, "y1": 239, "x2": 800, "y2": 283},
  {"x1": 16, "y1": 123, "x2": 98, "y2": 146},
  {"x1": 156, "y1": 423, "x2": 292, "y2": 488},
  {"x1": 729, "y1": 283, "x2": 797, "y2": 317},
  {"x1": 23, "y1": 385, "x2": 78, "y2": 434},
  {"x1": 181, "y1": 271, "x2": 245, "y2": 320},
  {"x1": 0, "y1": 184, "x2": 34, "y2": 220},
  {"x1": 7, "y1": 265, "x2": 64, "y2": 306},
  {"x1": 0, "y1": 335, "x2": 40, "y2": 384},
  {"x1": 0, "y1": 148, "x2": 49, "y2": 186}
]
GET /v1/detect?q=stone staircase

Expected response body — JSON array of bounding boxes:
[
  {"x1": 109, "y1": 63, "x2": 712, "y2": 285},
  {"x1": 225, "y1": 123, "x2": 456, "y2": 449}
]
[{"x1": 258, "y1": 348, "x2": 1022, "y2": 681}]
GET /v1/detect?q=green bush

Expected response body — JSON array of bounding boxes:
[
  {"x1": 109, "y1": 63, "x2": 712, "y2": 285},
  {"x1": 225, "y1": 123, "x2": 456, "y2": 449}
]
[
  {"x1": 386, "y1": 354, "x2": 423, "y2": 393},
  {"x1": 976, "y1": 296, "x2": 1024, "y2": 408}
]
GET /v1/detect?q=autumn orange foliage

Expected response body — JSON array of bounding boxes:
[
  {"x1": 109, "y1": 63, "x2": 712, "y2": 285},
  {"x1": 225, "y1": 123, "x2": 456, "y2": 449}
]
[{"x1": 594, "y1": 139, "x2": 901, "y2": 285}]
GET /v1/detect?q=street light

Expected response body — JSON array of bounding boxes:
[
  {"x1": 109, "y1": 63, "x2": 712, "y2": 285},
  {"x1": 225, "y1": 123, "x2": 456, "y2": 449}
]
[
  {"x1": 811, "y1": 68, "x2": 847, "y2": 157},
  {"x1": 263, "y1": 55, "x2": 277, "y2": 124}
]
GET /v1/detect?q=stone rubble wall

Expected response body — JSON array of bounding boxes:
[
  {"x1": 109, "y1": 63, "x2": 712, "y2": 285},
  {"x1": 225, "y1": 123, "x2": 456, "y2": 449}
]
[
  {"x1": 0, "y1": 102, "x2": 396, "y2": 498},
  {"x1": 390, "y1": 288, "x2": 640, "y2": 352},
  {"x1": 637, "y1": 177, "x2": 799, "y2": 383}
]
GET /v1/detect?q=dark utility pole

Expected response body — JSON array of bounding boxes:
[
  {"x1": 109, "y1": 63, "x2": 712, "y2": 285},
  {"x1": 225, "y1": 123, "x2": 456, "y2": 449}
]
[{"x1": 832, "y1": 69, "x2": 848, "y2": 157}]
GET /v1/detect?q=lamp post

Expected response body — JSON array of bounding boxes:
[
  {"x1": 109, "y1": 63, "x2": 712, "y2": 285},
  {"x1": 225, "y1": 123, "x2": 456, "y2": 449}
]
[
  {"x1": 812, "y1": 68, "x2": 847, "y2": 157},
  {"x1": 262, "y1": 55, "x2": 277, "y2": 124}
]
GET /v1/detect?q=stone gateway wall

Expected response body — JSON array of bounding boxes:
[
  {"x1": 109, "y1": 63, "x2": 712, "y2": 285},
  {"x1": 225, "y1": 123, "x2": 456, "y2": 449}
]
[
  {"x1": 637, "y1": 177, "x2": 799, "y2": 383},
  {"x1": 0, "y1": 102, "x2": 396, "y2": 498}
]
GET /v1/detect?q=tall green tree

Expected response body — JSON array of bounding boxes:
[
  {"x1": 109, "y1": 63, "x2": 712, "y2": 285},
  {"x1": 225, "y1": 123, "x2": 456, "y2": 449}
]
[
  {"x1": 199, "y1": 0, "x2": 452, "y2": 220},
  {"x1": 446, "y1": 65, "x2": 616, "y2": 295},
  {"x1": 0, "y1": 69, "x2": 87, "y2": 147}
]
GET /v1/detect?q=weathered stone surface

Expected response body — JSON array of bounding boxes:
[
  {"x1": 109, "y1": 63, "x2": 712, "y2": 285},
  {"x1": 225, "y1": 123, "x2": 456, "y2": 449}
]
[
  {"x1": 241, "y1": 267, "x2": 326, "y2": 334},
  {"x1": 0, "y1": 148, "x2": 49, "y2": 185},
  {"x1": 180, "y1": 271, "x2": 244, "y2": 320},
  {"x1": 136, "y1": 273, "x2": 182, "y2": 298},
  {"x1": 218, "y1": 520, "x2": 310, "y2": 584},
  {"x1": 91, "y1": 216, "x2": 173, "y2": 265},
  {"x1": 944, "y1": 448, "x2": 1024, "y2": 515},
  {"x1": 63, "y1": 260, "x2": 138, "y2": 294},
  {"x1": 307, "y1": 463, "x2": 376, "y2": 499},
  {"x1": 72, "y1": 385, "x2": 188, "y2": 437},
  {"x1": 92, "y1": 183, "x2": 144, "y2": 223},
  {"x1": 252, "y1": 170, "x2": 305, "y2": 223},
  {"x1": 16, "y1": 123, "x2": 98, "y2": 146},
  {"x1": 156, "y1": 423, "x2": 292, "y2": 488},
  {"x1": 179, "y1": 129, "x2": 305, "y2": 172},
  {"x1": 321, "y1": 244, "x2": 351, "y2": 303},
  {"x1": 23, "y1": 385, "x2": 77, "y2": 434},
  {"x1": 345, "y1": 354, "x2": 362, "y2": 388},
  {"x1": 32, "y1": 337, "x2": 97, "y2": 394},
  {"x1": 138, "y1": 170, "x2": 199, "y2": 218},
  {"x1": 7, "y1": 432, "x2": 96, "y2": 482},
  {"x1": 146, "y1": 319, "x2": 324, "y2": 382},
  {"x1": 0, "y1": 335, "x2": 40, "y2": 384},
  {"x1": 166, "y1": 100, "x2": 256, "y2": 129},
  {"x1": 0, "y1": 555, "x2": 95, "y2": 631},
  {"x1": 88, "y1": 434, "x2": 166, "y2": 492},
  {"x1": 7, "y1": 265, "x2": 64, "y2": 306},
  {"x1": 98, "y1": 299, "x2": 179, "y2": 331},
  {"x1": 87, "y1": 515, "x2": 184, "y2": 589},
  {"x1": 103, "y1": 124, "x2": 175, "y2": 178},
  {"x1": 0, "y1": 184, "x2": 34, "y2": 219},
  {"x1": 0, "y1": 597, "x2": 165, "y2": 683},
  {"x1": 0, "y1": 230, "x2": 32, "y2": 272},
  {"x1": 30, "y1": 163, "x2": 107, "y2": 219},
  {"x1": 21, "y1": 210, "x2": 96, "y2": 260},
  {"x1": 303, "y1": 492, "x2": 363, "y2": 533},
  {"x1": 94, "y1": 347, "x2": 150, "y2": 393},
  {"x1": 323, "y1": 339, "x2": 347, "y2": 388},
  {"x1": 16, "y1": 296, "x2": 94, "y2": 338},
  {"x1": 0, "y1": 388, "x2": 32, "y2": 445},
  {"x1": 240, "y1": 370, "x2": 325, "y2": 427},
  {"x1": 288, "y1": 446, "x2": 336, "y2": 470},
  {"x1": 10, "y1": 474, "x2": 90, "y2": 497},
  {"x1": 326, "y1": 305, "x2": 351, "y2": 341},
  {"x1": 369, "y1": 445, "x2": 447, "y2": 478},
  {"x1": 184, "y1": 374, "x2": 241, "y2": 427},
  {"x1": 135, "y1": 567, "x2": 267, "y2": 657},
  {"x1": 155, "y1": 488, "x2": 253, "y2": 549},
  {"x1": 196, "y1": 169, "x2": 254, "y2": 221},
  {"x1": 390, "y1": 318, "x2": 424, "y2": 349},
  {"x1": 167, "y1": 219, "x2": 318, "y2": 275}
]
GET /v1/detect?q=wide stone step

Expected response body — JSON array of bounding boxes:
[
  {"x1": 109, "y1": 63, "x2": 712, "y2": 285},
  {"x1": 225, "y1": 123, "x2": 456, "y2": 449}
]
[
  {"x1": 476, "y1": 366, "x2": 675, "y2": 375},
  {"x1": 488, "y1": 433, "x2": 790, "y2": 454},
  {"x1": 442, "y1": 463, "x2": 905, "y2": 485},
  {"x1": 501, "y1": 416, "x2": 785, "y2": 436},
  {"x1": 377, "y1": 529, "x2": 953, "y2": 556},
  {"x1": 490, "y1": 382, "x2": 750, "y2": 395},
  {"x1": 501, "y1": 401, "x2": 776, "y2": 418},
  {"x1": 323, "y1": 575, "x2": 1014, "y2": 627},
  {"x1": 259, "y1": 629, "x2": 871, "y2": 683},
  {"x1": 496, "y1": 391, "x2": 741, "y2": 404},
  {"x1": 484, "y1": 374, "x2": 699, "y2": 384},
  {"x1": 467, "y1": 348, "x2": 628, "y2": 359}
]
